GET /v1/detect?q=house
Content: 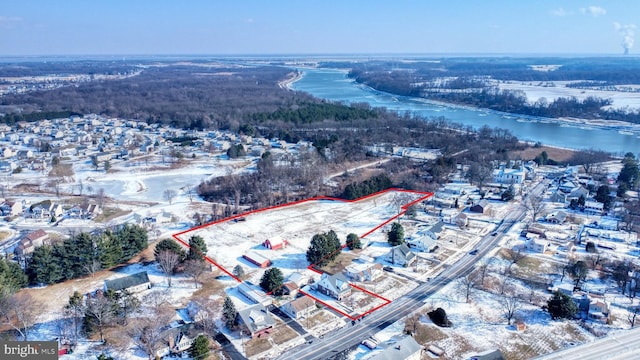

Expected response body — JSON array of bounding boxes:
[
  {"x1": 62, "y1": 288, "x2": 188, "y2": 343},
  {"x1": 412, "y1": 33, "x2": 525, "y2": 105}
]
[
  {"x1": 368, "y1": 335, "x2": 422, "y2": 360},
  {"x1": 288, "y1": 272, "x2": 312, "y2": 287},
  {"x1": 1, "y1": 201, "x2": 22, "y2": 216},
  {"x1": 14, "y1": 229, "x2": 49, "y2": 256},
  {"x1": 526, "y1": 238, "x2": 548, "y2": 254},
  {"x1": 237, "y1": 282, "x2": 273, "y2": 307},
  {"x1": 316, "y1": 273, "x2": 351, "y2": 300},
  {"x1": 385, "y1": 244, "x2": 417, "y2": 267},
  {"x1": 243, "y1": 251, "x2": 272, "y2": 268},
  {"x1": 263, "y1": 236, "x2": 288, "y2": 250},
  {"x1": 493, "y1": 165, "x2": 526, "y2": 184},
  {"x1": 588, "y1": 298, "x2": 610, "y2": 322},
  {"x1": 584, "y1": 201, "x2": 604, "y2": 214},
  {"x1": 281, "y1": 296, "x2": 316, "y2": 319},
  {"x1": 81, "y1": 202, "x2": 101, "y2": 219},
  {"x1": 237, "y1": 303, "x2": 276, "y2": 338},
  {"x1": 545, "y1": 211, "x2": 567, "y2": 224},
  {"x1": 470, "y1": 200, "x2": 490, "y2": 214},
  {"x1": 104, "y1": 271, "x2": 151, "y2": 293},
  {"x1": 281, "y1": 281, "x2": 299, "y2": 297},
  {"x1": 344, "y1": 263, "x2": 384, "y2": 282}
]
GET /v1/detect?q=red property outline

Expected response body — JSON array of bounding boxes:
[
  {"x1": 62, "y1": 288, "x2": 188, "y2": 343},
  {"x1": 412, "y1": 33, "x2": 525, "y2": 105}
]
[{"x1": 172, "y1": 188, "x2": 432, "y2": 321}]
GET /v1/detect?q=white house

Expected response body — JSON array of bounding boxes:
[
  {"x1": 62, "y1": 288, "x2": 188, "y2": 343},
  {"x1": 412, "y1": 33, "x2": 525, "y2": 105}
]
[
  {"x1": 344, "y1": 263, "x2": 383, "y2": 282},
  {"x1": 493, "y1": 165, "x2": 526, "y2": 184},
  {"x1": 316, "y1": 273, "x2": 351, "y2": 300},
  {"x1": 280, "y1": 296, "x2": 316, "y2": 319}
]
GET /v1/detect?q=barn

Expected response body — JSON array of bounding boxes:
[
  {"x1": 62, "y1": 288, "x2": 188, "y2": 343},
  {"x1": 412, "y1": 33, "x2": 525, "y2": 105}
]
[
  {"x1": 263, "y1": 236, "x2": 288, "y2": 250},
  {"x1": 243, "y1": 251, "x2": 272, "y2": 268}
]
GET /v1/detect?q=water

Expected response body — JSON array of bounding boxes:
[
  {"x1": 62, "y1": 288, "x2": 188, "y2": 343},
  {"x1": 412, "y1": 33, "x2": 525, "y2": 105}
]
[{"x1": 289, "y1": 68, "x2": 640, "y2": 155}]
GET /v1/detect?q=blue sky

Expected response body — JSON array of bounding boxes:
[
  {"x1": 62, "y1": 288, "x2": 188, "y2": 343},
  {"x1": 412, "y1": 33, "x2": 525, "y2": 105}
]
[{"x1": 1, "y1": 1, "x2": 638, "y2": 56}]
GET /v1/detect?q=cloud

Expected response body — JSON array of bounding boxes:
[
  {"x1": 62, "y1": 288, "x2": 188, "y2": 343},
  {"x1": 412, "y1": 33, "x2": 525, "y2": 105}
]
[
  {"x1": 550, "y1": 8, "x2": 570, "y2": 17},
  {"x1": 0, "y1": 15, "x2": 22, "y2": 29},
  {"x1": 614, "y1": 22, "x2": 637, "y2": 52},
  {"x1": 580, "y1": 6, "x2": 606, "y2": 17}
]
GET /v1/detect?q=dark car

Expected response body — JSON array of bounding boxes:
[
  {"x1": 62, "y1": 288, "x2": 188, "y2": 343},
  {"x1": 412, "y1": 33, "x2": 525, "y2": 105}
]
[
  {"x1": 383, "y1": 266, "x2": 394, "y2": 272},
  {"x1": 469, "y1": 249, "x2": 479, "y2": 255}
]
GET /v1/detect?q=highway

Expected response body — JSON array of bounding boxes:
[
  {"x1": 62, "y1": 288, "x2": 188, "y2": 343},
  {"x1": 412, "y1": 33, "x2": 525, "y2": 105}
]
[
  {"x1": 277, "y1": 183, "x2": 542, "y2": 360},
  {"x1": 533, "y1": 326, "x2": 640, "y2": 360}
]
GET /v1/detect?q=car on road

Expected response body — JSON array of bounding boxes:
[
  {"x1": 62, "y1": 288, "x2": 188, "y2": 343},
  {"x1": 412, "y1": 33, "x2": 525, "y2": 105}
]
[
  {"x1": 383, "y1": 266, "x2": 394, "y2": 272},
  {"x1": 469, "y1": 249, "x2": 479, "y2": 255},
  {"x1": 491, "y1": 232, "x2": 498, "y2": 236}
]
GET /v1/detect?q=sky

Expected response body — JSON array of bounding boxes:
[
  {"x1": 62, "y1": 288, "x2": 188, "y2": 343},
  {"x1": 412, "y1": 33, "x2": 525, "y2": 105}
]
[{"x1": 0, "y1": 1, "x2": 638, "y2": 56}]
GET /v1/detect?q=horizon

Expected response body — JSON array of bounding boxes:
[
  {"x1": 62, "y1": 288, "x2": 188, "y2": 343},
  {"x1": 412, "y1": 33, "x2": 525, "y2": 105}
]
[{"x1": 2, "y1": 1, "x2": 639, "y2": 56}]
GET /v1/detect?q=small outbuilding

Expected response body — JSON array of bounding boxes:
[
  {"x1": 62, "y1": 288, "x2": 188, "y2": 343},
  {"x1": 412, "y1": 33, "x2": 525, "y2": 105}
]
[
  {"x1": 263, "y1": 236, "x2": 288, "y2": 250},
  {"x1": 243, "y1": 251, "x2": 272, "y2": 268}
]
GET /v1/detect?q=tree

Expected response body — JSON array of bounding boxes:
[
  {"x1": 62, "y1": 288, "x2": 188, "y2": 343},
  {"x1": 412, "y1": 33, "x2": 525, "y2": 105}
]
[
  {"x1": 157, "y1": 250, "x2": 180, "y2": 288},
  {"x1": 65, "y1": 291, "x2": 85, "y2": 345},
  {"x1": 525, "y1": 194, "x2": 545, "y2": 222},
  {"x1": 184, "y1": 259, "x2": 208, "y2": 288},
  {"x1": 585, "y1": 241, "x2": 597, "y2": 253},
  {"x1": 612, "y1": 260, "x2": 633, "y2": 295},
  {"x1": 465, "y1": 162, "x2": 493, "y2": 190},
  {"x1": 103, "y1": 160, "x2": 111, "y2": 171},
  {"x1": 501, "y1": 184, "x2": 515, "y2": 202},
  {"x1": 504, "y1": 247, "x2": 527, "y2": 275},
  {"x1": 0, "y1": 292, "x2": 41, "y2": 340},
  {"x1": 129, "y1": 309, "x2": 173, "y2": 360},
  {"x1": 500, "y1": 295, "x2": 521, "y2": 325},
  {"x1": 594, "y1": 185, "x2": 612, "y2": 210},
  {"x1": 569, "y1": 260, "x2": 589, "y2": 289},
  {"x1": 387, "y1": 222, "x2": 405, "y2": 246},
  {"x1": 232, "y1": 265, "x2": 245, "y2": 280},
  {"x1": 628, "y1": 306, "x2": 640, "y2": 328},
  {"x1": 427, "y1": 307, "x2": 452, "y2": 327},
  {"x1": 190, "y1": 335, "x2": 210, "y2": 359},
  {"x1": 163, "y1": 189, "x2": 177, "y2": 205},
  {"x1": 458, "y1": 272, "x2": 479, "y2": 303},
  {"x1": 260, "y1": 267, "x2": 284, "y2": 295},
  {"x1": 84, "y1": 292, "x2": 115, "y2": 342},
  {"x1": 190, "y1": 295, "x2": 222, "y2": 337},
  {"x1": 547, "y1": 291, "x2": 578, "y2": 320},
  {"x1": 187, "y1": 235, "x2": 208, "y2": 262},
  {"x1": 618, "y1": 154, "x2": 639, "y2": 188},
  {"x1": 154, "y1": 238, "x2": 186, "y2": 262},
  {"x1": 222, "y1": 296, "x2": 237, "y2": 330},
  {"x1": 306, "y1": 231, "x2": 342, "y2": 267},
  {"x1": 346, "y1": 233, "x2": 362, "y2": 250}
]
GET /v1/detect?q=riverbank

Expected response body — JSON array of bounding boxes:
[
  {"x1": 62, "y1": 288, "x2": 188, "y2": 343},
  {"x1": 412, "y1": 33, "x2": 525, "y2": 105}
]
[{"x1": 279, "y1": 70, "x2": 304, "y2": 89}]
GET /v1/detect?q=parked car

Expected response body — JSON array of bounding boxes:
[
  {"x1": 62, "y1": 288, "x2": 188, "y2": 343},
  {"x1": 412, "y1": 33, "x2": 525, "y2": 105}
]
[{"x1": 469, "y1": 249, "x2": 479, "y2": 255}]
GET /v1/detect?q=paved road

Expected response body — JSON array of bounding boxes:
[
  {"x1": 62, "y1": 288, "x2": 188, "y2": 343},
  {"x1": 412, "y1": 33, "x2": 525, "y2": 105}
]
[
  {"x1": 277, "y1": 203, "x2": 529, "y2": 359},
  {"x1": 533, "y1": 326, "x2": 640, "y2": 360}
]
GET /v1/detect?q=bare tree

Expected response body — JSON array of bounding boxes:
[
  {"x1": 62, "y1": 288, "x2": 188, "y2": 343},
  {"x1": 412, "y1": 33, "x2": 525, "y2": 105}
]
[
  {"x1": 83, "y1": 259, "x2": 102, "y2": 278},
  {"x1": 96, "y1": 188, "x2": 106, "y2": 208},
  {"x1": 458, "y1": 272, "x2": 479, "y2": 303},
  {"x1": 128, "y1": 309, "x2": 173, "y2": 360},
  {"x1": 157, "y1": 250, "x2": 180, "y2": 288},
  {"x1": 628, "y1": 306, "x2": 640, "y2": 327},
  {"x1": 525, "y1": 194, "x2": 545, "y2": 222},
  {"x1": 505, "y1": 247, "x2": 528, "y2": 276},
  {"x1": 85, "y1": 293, "x2": 115, "y2": 342},
  {"x1": 190, "y1": 295, "x2": 222, "y2": 337},
  {"x1": 0, "y1": 292, "x2": 42, "y2": 340},
  {"x1": 163, "y1": 189, "x2": 177, "y2": 205},
  {"x1": 404, "y1": 312, "x2": 422, "y2": 336},
  {"x1": 500, "y1": 295, "x2": 521, "y2": 325},
  {"x1": 476, "y1": 259, "x2": 493, "y2": 288},
  {"x1": 184, "y1": 259, "x2": 208, "y2": 288}
]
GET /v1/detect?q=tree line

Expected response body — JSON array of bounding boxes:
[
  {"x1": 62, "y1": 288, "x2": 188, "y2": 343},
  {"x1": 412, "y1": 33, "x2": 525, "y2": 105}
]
[{"x1": 26, "y1": 224, "x2": 148, "y2": 285}]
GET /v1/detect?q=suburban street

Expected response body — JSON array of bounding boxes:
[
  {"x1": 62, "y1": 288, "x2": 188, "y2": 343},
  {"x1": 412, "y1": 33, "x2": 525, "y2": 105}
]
[{"x1": 276, "y1": 183, "x2": 539, "y2": 360}]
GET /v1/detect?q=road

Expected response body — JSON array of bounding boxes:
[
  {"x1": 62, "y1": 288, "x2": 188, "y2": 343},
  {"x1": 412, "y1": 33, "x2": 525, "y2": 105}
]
[
  {"x1": 277, "y1": 183, "x2": 543, "y2": 360},
  {"x1": 532, "y1": 326, "x2": 640, "y2": 360}
]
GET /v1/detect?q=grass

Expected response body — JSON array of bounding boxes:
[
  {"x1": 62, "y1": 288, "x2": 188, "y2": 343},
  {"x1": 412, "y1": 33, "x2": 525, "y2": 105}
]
[
  {"x1": 305, "y1": 310, "x2": 335, "y2": 329},
  {"x1": 192, "y1": 272, "x2": 226, "y2": 298},
  {"x1": 244, "y1": 337, "x2": 271, "y2": 357},
  {"x1": 503, "y1": 342, "x2": 537, "y2": 360},
  {"x1": 0, "y1": 230, "x2": 11, "y2": 242},
  {"x1": 271, "y1": 320, "x2": 298, "y2": 345},
  {"x1": 414, "y1": 323, "x2": 448, "y2": 345},
  {"x1": 93, "y1": 207, "x2": 131, "y2": 222},
  {"x1": 320, "y1": 251, "x2": 359, "y2": 274}
]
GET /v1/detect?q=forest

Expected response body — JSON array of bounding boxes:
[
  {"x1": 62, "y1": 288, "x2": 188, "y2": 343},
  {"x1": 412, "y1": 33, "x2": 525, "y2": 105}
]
[{"x1": 344, "y1": 57, "x2": 640, "y2": 123}]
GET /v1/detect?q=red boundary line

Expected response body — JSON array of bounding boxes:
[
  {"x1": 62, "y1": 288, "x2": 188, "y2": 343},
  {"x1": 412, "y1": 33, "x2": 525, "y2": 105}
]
[{"x1": 172, "y1": 188, "x2": 432, "y2": 319}]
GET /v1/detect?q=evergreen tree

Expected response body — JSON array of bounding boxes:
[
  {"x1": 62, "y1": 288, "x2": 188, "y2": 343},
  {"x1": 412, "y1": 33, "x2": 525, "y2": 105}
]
[
  {"x1": 65, "y1": 291, "x2": 85, "y2": 344},
  {"x1": 388, "y1": 222, "x2": 405, "y2": 246},
  {"x1": 594, "y1": 185, "x2": 612, "y2": 210},
  {"x1": 26, "y1": 244, "x2": 64, "y2": 285},
  {"x1": 222, "y1": 296, "x2": 237, "y2": 329},
  {"x1": 154, "y1": 238, "x2": 186, "y2": 262},
  {"x1": 99, "y1": 230, "x2": 124, "y2": 268},
  {"x1": 232, "y1": 265, "x2": 245, "y2": 279},
  {"x1": 115, "y1": 224, "x2": 148, "y2": 260},
  {"x1": 346, "y1": 233, "x2": 362, "y2": 250},
  {"x1": 547, "y1": 291, "x2": 578, "y2": 320},
  {"x1": 260, "y1": 268, "x2": 284, "y2": 295},
  {"x1": 187, "y1": 235, "x2": 208, "y2": 262},
  {"x1": 189, "y1": 335, "x2": 209, "y2": 359},
  {"x1": 306, "y1": 231, "x2": 342, "y2": 267},
  {"x1": 618, "y1": 153, "x2": 639, "y2": 188},
  {"x1": 0, "y1": 256, "x2": 27, "y2": 289},
  {"x1": 501, "y1": 184, "x2": 515, "y2": 201}
]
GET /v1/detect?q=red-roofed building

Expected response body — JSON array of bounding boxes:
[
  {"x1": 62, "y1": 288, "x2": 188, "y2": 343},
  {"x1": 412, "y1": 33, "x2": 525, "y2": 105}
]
[{"x1": 263, "y1": 236, "x2": 288, "y2": 250}]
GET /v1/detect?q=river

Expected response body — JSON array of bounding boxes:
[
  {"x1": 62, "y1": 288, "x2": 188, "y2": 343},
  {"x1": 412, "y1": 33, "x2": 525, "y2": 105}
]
[{"x1": 289, "y1": 68, "x2": 640, "y2": 155}]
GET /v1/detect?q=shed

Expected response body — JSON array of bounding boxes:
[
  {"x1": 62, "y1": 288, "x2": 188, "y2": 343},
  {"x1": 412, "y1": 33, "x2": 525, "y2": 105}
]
[
  {"x1": 104, "y1": 271, "x2": 151, "y2": 293},
  {"x1": 470, "y1": 200, "x2": 490, "y2": 214},
  {"x1": 243, "y1": 251, "x2": 271, "y2": 268},
  {"x1": 263, "y1": 236, "x2": 288, "y2": 250}
]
